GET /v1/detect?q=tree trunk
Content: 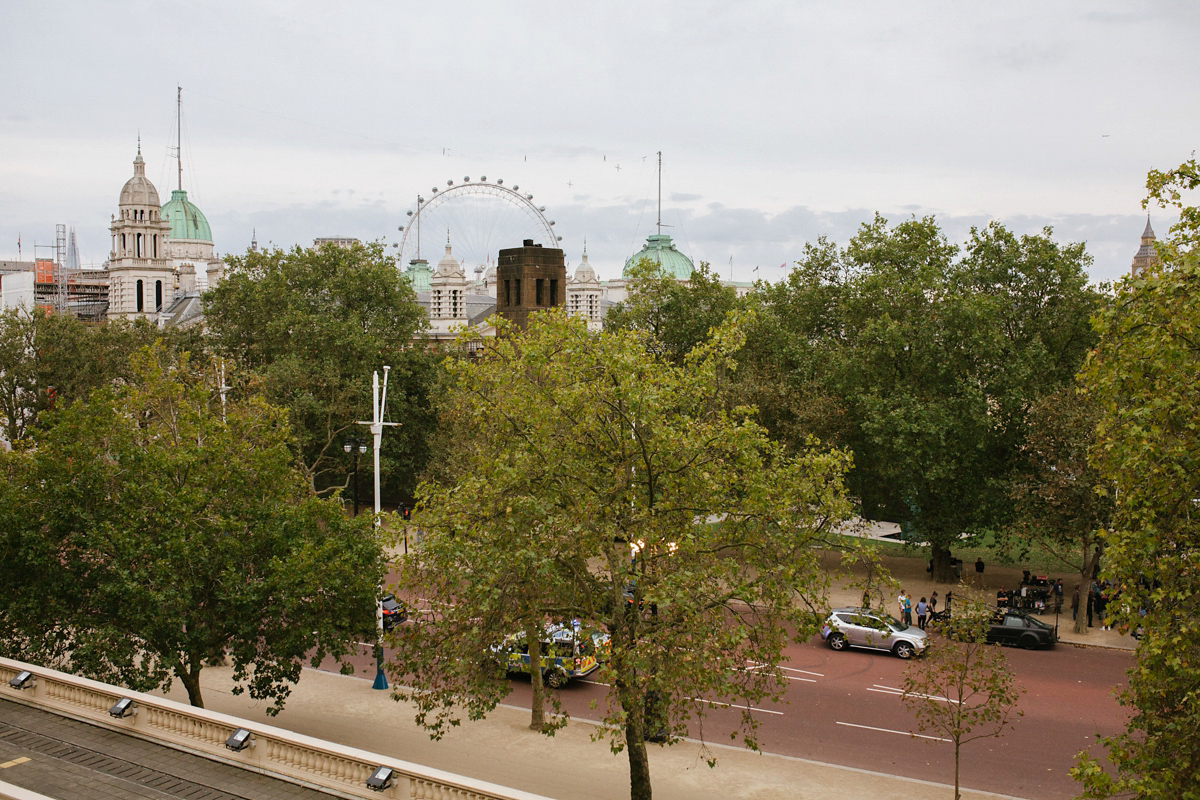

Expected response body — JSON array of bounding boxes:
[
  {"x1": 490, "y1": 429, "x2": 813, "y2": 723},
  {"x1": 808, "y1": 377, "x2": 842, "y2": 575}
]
[
  {"x1": 622, "y1": 688, "x2": 652, "y2": 800},
  {"x1": 528, "y1": 626, "x2": 546, "y2": 731},
  {"x1": 954, "y1": 737, "x2": 961, "y2": 800},
  {"x1": 931, "y1": 542, "x2": 956, "y2": 583},
  {"x1": 175, "y1": 664, "x2": 204, "y2": 709},
  {"x1": 1074, "y1": 543, "x2": 1102, "y2": 635}
]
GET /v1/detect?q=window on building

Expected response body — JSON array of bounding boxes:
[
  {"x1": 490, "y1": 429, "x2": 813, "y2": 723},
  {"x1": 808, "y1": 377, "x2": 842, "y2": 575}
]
[
  {"x1": 155, "y1": 280, "x2": 163, "y2": 310},
  {"x1": 504, "y1": 280, "x2": 511, "y2": 307},
  {"x1": 514, "y1": 279, "x2": 521, "y2": 306},
  {"x1": 550, "y1": 279, "x2": 558, "y2": 306},
  {"x1": 536, "y1": 279, "x2": 544, "y2": 306},
  {"x1": 136, "y1": 279, "x2": 144, "y2": 312},
  {"x1": 136, "y1": 233, "x2": 143, "y2": 258}
]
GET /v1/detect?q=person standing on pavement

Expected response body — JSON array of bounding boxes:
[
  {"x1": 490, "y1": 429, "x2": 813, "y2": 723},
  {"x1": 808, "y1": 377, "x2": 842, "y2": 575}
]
[
  {"x1": 930, "y1": 591, "x2": 939, "y2": 616},
  {"x1": 1071, "y1": 585, "x2": 1080, "y2": 621},
  {"x1": 903, "y1": 592, "x2": 913, "y2": 626},
  {"x1": 975, "y1": 557, "x2": 986, "y2": 588},
  {"x1": 916, "y1": 597, "x2": 929, "y2": 630},
  {"x1": 897, "y1": 590, "x2": 909, "y2": 625}
]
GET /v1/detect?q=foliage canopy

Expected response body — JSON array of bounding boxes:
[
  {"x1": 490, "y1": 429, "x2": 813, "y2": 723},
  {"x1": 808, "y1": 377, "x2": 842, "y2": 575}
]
[{"x1": 392, "y1": 310, "x2": 853, "y2": 800}]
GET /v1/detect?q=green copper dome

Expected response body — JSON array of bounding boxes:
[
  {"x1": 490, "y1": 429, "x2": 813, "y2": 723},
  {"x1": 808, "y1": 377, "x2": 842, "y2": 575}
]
[
  {"x1": 405, "y1": 259, "x2": 432, "y2": 293},
  {"x1": 622, "y1": 233, "x2": 694, "y2": 280},
  {"x1": 161, "y1": 189, "x2": 212, "y2": 242}
]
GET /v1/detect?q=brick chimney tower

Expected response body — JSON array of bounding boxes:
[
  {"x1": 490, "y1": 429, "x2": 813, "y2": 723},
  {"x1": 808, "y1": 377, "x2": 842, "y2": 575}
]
[{"x1": 496, "y1": 239, "x2": 566, "y2": 329}]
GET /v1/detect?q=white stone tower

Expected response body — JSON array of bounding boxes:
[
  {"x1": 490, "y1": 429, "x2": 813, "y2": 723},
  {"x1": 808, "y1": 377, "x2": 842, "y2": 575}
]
[{"x1": 107, "y1": 141, "x2": 175, "y2": 320}]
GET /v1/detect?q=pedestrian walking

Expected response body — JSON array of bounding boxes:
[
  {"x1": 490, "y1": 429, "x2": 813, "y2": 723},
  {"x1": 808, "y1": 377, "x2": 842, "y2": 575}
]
[
  {"x1": 916, "y1": 597, "x2": 929, "y2": 630},
  {"x1": 1071, "y1": 585, "x2": 1080, "y2": 621},
  {"x1": 930, "y1": 591, "x2": 939, "y2": 615},
  {"x1": 975, "y1": 556, "x2": 986, "y2": 588}
]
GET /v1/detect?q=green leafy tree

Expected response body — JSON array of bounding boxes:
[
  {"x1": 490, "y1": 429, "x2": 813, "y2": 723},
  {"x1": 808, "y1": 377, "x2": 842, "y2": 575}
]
[
  {"x1": 0, "y1": 308, "x2": 163, "y2": 443},
  {"x1": 391, "y1": 310, "x2": 852, "y2": 800},
  {"x1": 1007, "y1": 386, "x2": 1113, "y2": 634},
  {"x1": 605, "y1": 258, "x2": 741, "y2": 362},
  {"x1": 901, "y1": 593, "x2": 1024, "y2": 800},
  {"x1": 1073, "y1": 158, "x2": 1200, "y2": 799},
  {"x1": 747, "y1": 217, "x2": 1100, "y2": 580},
  {"x1": 0, "y1": 344, "x2": 384, "y2": 712},
  {"x1": 204, "y1": 241, "x2": 435, "y2": 500}
]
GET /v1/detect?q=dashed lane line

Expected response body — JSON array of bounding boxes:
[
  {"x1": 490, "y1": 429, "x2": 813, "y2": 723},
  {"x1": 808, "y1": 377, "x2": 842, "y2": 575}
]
[
  {"x1": 836, "y1": 721, "x2": 949, "y2": 742},
  {"x1": 868, "y1": 684, "x2": 959, "y2": 704}
]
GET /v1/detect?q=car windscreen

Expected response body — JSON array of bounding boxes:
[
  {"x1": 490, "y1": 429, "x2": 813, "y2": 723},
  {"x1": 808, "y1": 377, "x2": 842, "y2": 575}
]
[{"x1": 883, "y1": 615, "x2": 908, "y2": 632}]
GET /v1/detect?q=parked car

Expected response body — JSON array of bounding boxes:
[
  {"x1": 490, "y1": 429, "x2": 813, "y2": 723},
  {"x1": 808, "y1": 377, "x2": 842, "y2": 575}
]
[
  {"x1": 986, "y1": 609, "x2": 1057, "y2": 650},
  {"x1": 821, "y1": 608, "x2": 929, "y2": 659},
  {"x1": 380, "y1": 594, "x2": 408, "y2": 631}
]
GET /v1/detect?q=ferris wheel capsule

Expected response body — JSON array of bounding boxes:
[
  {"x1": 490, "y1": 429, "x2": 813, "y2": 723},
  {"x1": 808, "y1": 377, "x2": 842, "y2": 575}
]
[
  {"x1": 480, "y1": 175, "x2": 487, "y2": 181},
  {"x1": 464, "y1": 176, "x2": 470, "y2": 182}
]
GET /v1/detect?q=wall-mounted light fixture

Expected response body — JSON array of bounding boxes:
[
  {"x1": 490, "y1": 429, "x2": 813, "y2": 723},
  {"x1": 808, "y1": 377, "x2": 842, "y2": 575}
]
[
  {"x1": 109, "y1": 698, "x2": 135, "y2": 718},
  {"x1": 366, "y1": 765, "x2": 395, "y2": 791},
  {"x1": 225, "y1": 728, "x2": 253, "y2": 752},
  {"x1": 8, "y1": 671, "x2": 34, "y2": 690}
]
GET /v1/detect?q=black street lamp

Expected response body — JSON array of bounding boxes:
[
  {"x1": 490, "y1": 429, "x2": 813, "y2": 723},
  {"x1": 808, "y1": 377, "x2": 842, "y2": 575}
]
[{"x1": 343, "y1": 437, "x2": 368, "y2": 516}]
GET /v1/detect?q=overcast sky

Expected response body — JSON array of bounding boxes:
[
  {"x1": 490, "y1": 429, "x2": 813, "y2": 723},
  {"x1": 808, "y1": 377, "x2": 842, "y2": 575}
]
[{"x1": 2, "y1": 1, "x2": 1197, "y2": 284}]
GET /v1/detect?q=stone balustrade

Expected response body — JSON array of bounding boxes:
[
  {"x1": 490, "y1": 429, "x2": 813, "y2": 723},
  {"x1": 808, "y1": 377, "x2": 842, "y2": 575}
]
[{"x1": 0, "y1": 657, "x2": 549, "y2": 800}]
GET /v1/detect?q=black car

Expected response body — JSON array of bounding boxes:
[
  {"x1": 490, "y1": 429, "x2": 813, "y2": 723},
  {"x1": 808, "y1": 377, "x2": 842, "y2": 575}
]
[
  {"x1": 987, "y1": 609, "x2": 1056, "y2": 650},
  {"x1": 381, "y1": 594, "x2": 408, "y2": 631}
]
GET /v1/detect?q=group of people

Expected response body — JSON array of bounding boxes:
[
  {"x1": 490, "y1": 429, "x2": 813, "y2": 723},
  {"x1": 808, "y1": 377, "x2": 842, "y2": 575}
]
[
  {"x1": 896, "y1": 589, "x2": 949, "y2": 630},
  {"x1": 1070, "y1": 580, "x2": 1116, "y2": 629}
]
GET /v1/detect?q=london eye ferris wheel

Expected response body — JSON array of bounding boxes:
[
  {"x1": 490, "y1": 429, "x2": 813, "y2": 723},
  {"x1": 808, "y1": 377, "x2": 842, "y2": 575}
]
[{"x1": 396, "y1": 177, "x2": 561, "y2": 272}]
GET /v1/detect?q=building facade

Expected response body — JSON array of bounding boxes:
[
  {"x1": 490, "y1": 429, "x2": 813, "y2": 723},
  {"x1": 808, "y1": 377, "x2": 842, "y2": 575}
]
[
  {"x1": 107, "y1": 144, "x2": 176, "y2": 321},
  {"x1": 496, "y1": 240, "x2": 566, "y2": 329}
]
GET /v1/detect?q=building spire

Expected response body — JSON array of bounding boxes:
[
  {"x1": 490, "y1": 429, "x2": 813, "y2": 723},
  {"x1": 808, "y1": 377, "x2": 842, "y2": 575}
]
[
  {"x1": 656, "y1": 151, "x2": 662, "y2": 236},
  {"x1": 177, "y1": 86, "x2": 183, "y2": 192}
]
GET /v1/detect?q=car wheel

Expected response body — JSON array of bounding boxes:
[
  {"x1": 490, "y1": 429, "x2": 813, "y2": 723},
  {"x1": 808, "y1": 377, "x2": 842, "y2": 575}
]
[
  {"x1": 545, "y1": 668, "x2": 568, "y2": 689},
  {"x1": 828, "y1": 633, "x2": 848, "y2": 652},
  {"x1": 893, "y1": 641, "x2": 916, "y2": 659},
  {"x1": 1020, "y1": 634, "x2": 1040, "y2": 651}
]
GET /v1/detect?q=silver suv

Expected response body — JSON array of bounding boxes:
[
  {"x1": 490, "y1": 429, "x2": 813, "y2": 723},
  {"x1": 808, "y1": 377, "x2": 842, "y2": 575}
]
[{"x1": 821, "y1": 607, "x2": 929, "y2": 659}]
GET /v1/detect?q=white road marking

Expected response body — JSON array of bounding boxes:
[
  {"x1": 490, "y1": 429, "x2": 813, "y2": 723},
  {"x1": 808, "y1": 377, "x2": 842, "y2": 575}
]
[
  {"x1": 836, "y1": 721, "x2": 949, "y2": 742},
  {"x1": 745, "y1": 661, "x2": 824, "y2": 678},
  {"x1": 581, "y1": 680, "x2": 784, "y2": 716},
  {"x1": 869, "y1": 685, "x2": 959, "y2": 704},
  {"x1": 689, "y1": 697, "x2": 784, "y2": 716}
]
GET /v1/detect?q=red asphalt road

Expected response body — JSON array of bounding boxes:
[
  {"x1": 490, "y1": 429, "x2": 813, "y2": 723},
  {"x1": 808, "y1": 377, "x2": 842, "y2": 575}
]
[{"x1": 327, "y1": 632, "x2": 1132, "y2": 799}]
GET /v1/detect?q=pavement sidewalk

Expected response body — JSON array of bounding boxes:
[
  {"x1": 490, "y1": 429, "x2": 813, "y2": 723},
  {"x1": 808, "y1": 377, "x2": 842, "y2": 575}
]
[{"x1": 153, "y1": 665, "x2": 1027, "y2": 800}]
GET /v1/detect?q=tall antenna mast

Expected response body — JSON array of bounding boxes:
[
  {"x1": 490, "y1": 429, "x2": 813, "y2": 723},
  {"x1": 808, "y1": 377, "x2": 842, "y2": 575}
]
[
  {"x1": 656, "y1": 151, "x2": 662, "y2": 236},
  {"x1": 177, "y1": 86, "x2": 183, "y2": 191}
]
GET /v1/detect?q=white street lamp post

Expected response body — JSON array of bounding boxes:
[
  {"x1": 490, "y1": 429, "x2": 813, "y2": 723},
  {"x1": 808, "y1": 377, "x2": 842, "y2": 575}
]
[{"x1": 358, "y1": 366, "x2": 399, "y2": 690}]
